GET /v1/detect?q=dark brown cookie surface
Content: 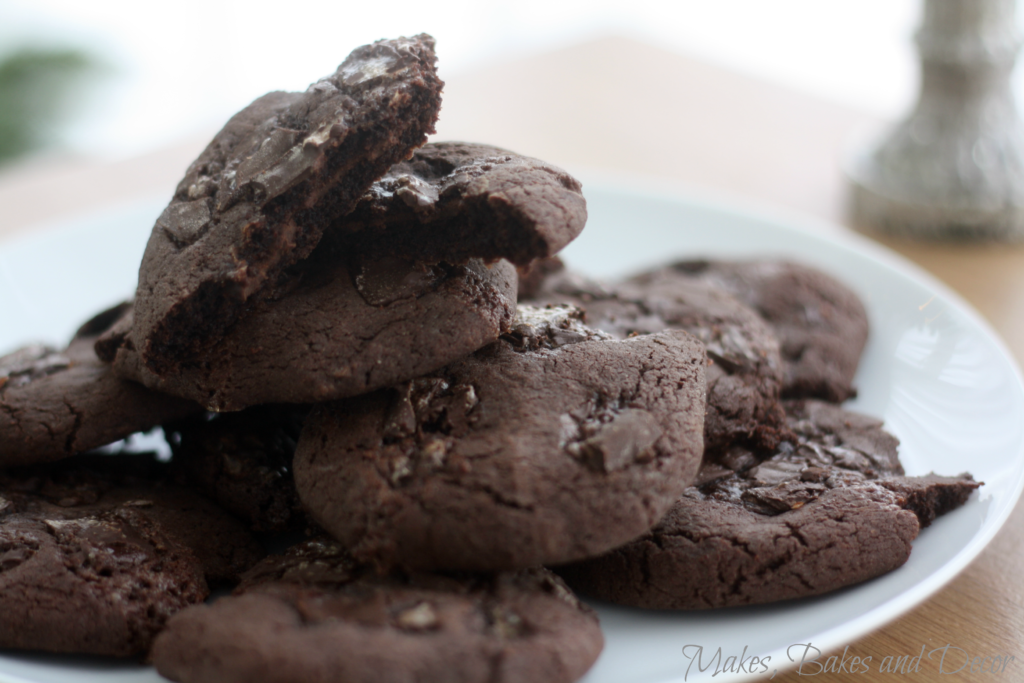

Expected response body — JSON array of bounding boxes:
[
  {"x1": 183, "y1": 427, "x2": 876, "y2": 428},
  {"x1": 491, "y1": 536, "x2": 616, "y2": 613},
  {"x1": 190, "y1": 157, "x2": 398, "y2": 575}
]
[
  {"x1": 515, "y1": 255, "x2": 565, "y2": 300},
  {"x1": 669, "y1": 260, "x2": 869, "y2": 402},
  {"x1": 343, "y1": 142, "x2": 587, "y2": 266},
  {"x1": 164, "y1": 405, "x2": 309, "y2": 533},
  {"x1": 526, "y1": 262, "x2": 787, "y2": 456},
  {"x1": 294, "y1": 305, "x2": 707, "y2": 571},
  {"x1": 557, "y1": 401, "x2": 980, "y2": 609},
  {"x1": 151, "y1": 538, "x2": 604, "y2": 683},
  {"x1": 132, "y1": 35, "x2": 443, "y2": 375},
  {"x1": 0, "y1": 305, "x2": 199, "y2": 467},
  {"x1": 104, "y1": 256, "x2": 516, "y2": 411},
  {"x1": 0, "y1": 455, "x2": 265, "y2": 656},
  {"x1": 1, "y1": 454, "x2": 265, "y2": 583}
]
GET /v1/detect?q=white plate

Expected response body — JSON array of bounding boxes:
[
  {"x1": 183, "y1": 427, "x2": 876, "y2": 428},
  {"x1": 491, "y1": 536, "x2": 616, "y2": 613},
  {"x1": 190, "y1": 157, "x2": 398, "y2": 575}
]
[{"x1": 1, "y1": 177, "x2": 1022, "y2": 683}]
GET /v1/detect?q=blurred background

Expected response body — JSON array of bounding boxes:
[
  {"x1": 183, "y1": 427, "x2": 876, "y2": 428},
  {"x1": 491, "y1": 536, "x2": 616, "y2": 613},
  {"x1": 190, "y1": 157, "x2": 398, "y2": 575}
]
[{"x1": 1, "y1": 0, "x2": 930, "y2": 165}]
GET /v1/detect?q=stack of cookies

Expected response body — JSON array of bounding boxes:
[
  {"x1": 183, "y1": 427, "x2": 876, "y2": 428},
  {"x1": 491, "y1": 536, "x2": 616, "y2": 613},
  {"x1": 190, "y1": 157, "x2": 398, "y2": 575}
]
[{"x1": 0, "y1": 34, "x2": 979, "y2": 683}]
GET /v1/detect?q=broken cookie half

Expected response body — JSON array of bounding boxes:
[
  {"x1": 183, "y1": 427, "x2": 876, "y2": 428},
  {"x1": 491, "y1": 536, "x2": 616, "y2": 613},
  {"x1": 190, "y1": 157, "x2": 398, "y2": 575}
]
[{"x1": 131, "y1": 35, "x2": 445, "y2": 376}]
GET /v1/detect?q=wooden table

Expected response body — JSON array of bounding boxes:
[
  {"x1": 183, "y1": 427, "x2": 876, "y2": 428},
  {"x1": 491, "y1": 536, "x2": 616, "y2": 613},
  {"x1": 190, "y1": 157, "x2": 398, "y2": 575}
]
[{"x1": 2, "y1": 36, "x2": 1021, "y2": 682}]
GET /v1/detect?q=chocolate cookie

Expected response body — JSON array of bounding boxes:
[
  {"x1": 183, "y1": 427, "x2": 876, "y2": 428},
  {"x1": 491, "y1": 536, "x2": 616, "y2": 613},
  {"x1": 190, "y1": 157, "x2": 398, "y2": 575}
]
[
  {"x1": 294, "y1": 305, "x2": 707, "y2": 571},
  {"x1": 0, "y1": 455, "x2": 265, "y2": 656},
  {"x1": 519, "y1": 258, "x2": 607, "y2": 306},
  {"x1": 151, "y1": 538, "x2": 604, "y2": 683},
  {"x1": 342, "y1": 142, "x2": 587, "y2": 266},
  {"x1": 556, "y1": 401, "x2": 980, "y2": 609},
  {"x1": 164, "y1": 405, "x2": 310, "y2": 533},
  {"x1": 667, "y1": 260, "x2": 869, "y2": 402},
  {"x1": 1, "y1": 304, "x2": 199, "y2": 467},
  {"x1": 525, "y1": 262, "x2": 787, "y2": 456},
  {"x1": 102, "y1": 256, "x2": 517, "y2": 411},
  {"x1": 515, "y1": 256, "x2": 565, "y2": 300},
  {"x1": 1, "y1": 454, "x2": 265, "y2": 582},
  {"x1": 132, "y1": 35, "x2": 443, "y2": 375}
]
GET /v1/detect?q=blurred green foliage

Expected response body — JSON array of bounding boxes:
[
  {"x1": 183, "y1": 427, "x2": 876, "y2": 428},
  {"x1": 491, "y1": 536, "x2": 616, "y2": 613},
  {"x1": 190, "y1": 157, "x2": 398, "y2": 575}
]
[{"x1": 0, "y1": 47, "x2": 95, "y2": 163}]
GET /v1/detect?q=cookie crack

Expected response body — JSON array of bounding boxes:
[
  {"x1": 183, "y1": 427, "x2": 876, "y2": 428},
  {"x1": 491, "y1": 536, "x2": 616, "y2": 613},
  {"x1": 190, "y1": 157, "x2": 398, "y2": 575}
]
[
  {"x1": 668, "y1": 527, "x2": 767, "y2": 602},
  {"x1": 783, "y1": 520, "x2": 812, "y2": 550},
  {"x1": 62, "y1": 399, "x2": 84, "y2": 454},
  {"x1": 486, "y1": 648, "x2": 505, "y2": 683},
  {"x1": 636, "y1": 537, "x2": 681, "y2": 602},
  {"x1": 464, "y1": 480, "x2": 536, "y2": 513},
  {"x1": 0, "y1": 399, "x2": 24, "y2": 438}
]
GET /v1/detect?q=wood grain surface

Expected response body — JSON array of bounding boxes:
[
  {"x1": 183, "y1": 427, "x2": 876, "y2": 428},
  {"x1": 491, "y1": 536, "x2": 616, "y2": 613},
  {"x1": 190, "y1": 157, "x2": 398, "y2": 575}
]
[{"x1": 1, "y1": 35, "x2": 1021, "y2": 682}]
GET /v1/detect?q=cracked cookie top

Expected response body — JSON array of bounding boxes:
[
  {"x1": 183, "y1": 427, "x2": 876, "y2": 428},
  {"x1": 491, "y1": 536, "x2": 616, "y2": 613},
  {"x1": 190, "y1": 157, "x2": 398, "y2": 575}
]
[
  {"x1": 523, "y1": 261, "x2": 787, "y2": 457},
  {"x1": 666, "y1": 260, "x2": 869, "y2": 402},
  {"x1": 0, "y1": 454, "x2": 264, "y2": 656},
  {"x1": 502, "y1": 304, "x2": 610, "y2": 352},
  {"x1": 294, "y1": 310, "x2": 707, "y2": 571},
  {"x1": 0, "y1": 344, "x2": 71, "y2": 391},
  {"x1": 0, "y1": 304, "x2": 199, "y2": 468},
  {"x1": 556, "y1": 400, "x2": 980, "y2": 609},
  {"x1": 152, "y1": 537, "x2": 603, "y2": 683}
]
